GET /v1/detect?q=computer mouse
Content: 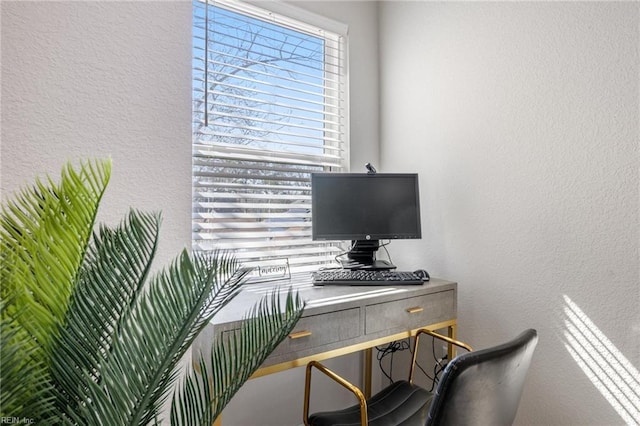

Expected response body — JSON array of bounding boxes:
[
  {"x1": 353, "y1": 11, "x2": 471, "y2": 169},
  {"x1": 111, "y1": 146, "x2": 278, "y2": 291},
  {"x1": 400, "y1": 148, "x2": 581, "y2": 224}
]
[{"x1": 413, "y1": 269, "x2": 430, "y2": 281}]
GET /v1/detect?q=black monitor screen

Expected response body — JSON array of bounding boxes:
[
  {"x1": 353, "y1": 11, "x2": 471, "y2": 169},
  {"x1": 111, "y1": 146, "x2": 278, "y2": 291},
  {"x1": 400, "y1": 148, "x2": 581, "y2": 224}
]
[{"x1": 311, "y1": 173, "x2": 422, "y2": 241}]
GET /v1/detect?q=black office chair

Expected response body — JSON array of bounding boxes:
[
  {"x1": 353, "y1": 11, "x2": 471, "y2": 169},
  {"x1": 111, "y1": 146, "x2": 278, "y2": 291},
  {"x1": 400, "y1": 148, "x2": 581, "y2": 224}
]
[{"x1": 303, "y1": 328, "x2": 538, "y2": 426}]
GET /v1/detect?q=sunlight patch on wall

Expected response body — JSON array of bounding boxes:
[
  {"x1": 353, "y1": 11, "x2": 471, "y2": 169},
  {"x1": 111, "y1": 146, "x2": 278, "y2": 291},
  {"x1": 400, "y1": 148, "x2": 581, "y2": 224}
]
[{"x1": 562, "y1": 295, "x2": 640, "y2": 424}]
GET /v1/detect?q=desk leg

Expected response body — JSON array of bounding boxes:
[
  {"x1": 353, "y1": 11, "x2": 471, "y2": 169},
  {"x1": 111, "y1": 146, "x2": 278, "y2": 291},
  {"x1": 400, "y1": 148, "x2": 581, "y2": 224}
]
[{"x1": 363, "y1": 347, "x2": 372, "y2": 399}]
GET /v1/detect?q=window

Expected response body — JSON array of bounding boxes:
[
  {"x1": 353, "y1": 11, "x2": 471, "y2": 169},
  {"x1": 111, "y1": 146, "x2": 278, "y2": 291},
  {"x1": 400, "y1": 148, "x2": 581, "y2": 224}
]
[{"x1": 192, "y1": 0, "x2": 348, "y2": 272}]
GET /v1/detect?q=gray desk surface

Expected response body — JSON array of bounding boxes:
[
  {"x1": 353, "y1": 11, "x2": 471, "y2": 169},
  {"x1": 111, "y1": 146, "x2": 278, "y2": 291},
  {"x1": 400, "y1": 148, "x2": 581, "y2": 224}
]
[{"x1": 211, "y1": 273, "x2": 455, "y2": 322}]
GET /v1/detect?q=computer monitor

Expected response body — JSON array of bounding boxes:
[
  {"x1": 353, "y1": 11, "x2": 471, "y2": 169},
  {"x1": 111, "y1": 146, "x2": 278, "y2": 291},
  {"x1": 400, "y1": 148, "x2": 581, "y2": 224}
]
[{"x1": 311, "y1": 172, "x2": 422, "y2": 270}]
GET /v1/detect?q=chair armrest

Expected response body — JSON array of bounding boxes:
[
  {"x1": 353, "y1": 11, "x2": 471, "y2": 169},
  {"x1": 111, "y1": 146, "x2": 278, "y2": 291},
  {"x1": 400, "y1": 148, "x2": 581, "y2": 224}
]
[
  {"x1": 409, "y1": 329, "x2": 473, "y2": 384},
  {"x1": 304, "y1": 360, "x2": 368, "y2": 426},
  {"x1": 416, "y1": 329, "x2": 474, "y2": 353}
]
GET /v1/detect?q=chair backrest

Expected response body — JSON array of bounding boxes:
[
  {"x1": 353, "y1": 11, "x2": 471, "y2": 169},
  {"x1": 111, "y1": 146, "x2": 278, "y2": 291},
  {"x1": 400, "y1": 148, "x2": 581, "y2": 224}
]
[{"x1": 426, "y1": 329, "x2": 538, "y2": 426}]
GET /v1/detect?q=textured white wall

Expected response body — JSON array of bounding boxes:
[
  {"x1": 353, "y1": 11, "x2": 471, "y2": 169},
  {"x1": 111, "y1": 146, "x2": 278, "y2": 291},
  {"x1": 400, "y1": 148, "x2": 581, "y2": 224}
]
[
  {"x1": 379, "y1": 2, "x2": 639, "y2": 425},
  {"x1": 1, "y1": 1, "x2": 193, "y2": 268}
]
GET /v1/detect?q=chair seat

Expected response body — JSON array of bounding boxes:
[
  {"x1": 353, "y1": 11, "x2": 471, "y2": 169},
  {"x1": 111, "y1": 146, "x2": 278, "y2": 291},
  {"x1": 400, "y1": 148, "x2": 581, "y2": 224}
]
[{"x1": 308, "y1": 380, "x2": 432, "y2": 426}]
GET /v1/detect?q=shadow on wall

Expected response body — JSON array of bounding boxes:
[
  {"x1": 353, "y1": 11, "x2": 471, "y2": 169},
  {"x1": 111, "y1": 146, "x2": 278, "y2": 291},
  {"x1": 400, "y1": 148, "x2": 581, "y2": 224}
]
[{"x1": 562, "y1": 295, "x2": 640, "y2": 424}]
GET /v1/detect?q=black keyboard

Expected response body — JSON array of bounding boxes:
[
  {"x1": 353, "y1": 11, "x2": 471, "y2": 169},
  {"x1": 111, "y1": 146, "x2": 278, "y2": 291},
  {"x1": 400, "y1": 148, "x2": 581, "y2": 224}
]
[{"x1": 312, "y1": 270, "x2": 426, "y2": 286}]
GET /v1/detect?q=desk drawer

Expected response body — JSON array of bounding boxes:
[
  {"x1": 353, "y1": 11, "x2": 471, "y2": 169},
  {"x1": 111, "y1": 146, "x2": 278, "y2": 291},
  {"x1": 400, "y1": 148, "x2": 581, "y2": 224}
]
[
  {"x1": 365, "y1": 290, "x2": 454, "y2": 335},
  {"x1": 267, "y1": 307, "x2": 360, "y2": 358}
]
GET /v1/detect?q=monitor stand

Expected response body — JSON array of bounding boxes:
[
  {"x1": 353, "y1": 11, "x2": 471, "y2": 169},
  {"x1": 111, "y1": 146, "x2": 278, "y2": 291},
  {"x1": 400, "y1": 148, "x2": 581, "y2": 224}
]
[{"x1": 340, "y1": 240, "x2": 397, "y2": 270}]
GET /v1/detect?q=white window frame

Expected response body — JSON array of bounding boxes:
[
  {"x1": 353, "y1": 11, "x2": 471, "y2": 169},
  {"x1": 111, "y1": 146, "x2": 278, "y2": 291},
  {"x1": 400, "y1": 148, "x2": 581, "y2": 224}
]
[{"x1": 192, "y1": 0, "x2": 350, "y2": 273}]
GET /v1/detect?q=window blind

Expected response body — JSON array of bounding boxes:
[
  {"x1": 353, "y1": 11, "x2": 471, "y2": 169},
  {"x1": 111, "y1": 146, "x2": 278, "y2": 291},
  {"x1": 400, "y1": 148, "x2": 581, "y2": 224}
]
[{"x1": 192, "y1": 0, "x2": 348, "y2": 272}]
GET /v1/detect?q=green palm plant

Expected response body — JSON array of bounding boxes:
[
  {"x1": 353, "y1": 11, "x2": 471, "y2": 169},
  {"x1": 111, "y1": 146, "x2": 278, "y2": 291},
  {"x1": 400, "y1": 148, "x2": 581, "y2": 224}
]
[{"x1": 1, "y1": 159, "x2": 304, "y2": 425}]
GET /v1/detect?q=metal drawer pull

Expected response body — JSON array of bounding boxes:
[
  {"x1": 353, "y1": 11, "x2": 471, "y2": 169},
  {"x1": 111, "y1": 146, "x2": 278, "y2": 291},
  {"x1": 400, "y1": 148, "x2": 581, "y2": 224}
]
[
  {"x1": 289, "y1": 330, "x2": 312, "y2": 339},
  {"x1": 406, "y1": 307, "x2": 424, "y2": 314}
]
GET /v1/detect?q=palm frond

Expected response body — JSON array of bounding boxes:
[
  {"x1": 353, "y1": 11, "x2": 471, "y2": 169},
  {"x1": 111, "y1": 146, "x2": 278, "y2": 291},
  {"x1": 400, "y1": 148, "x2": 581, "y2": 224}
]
[
  {"x1": 0, "y1": 159, "x2": 110, "y2": 421},
  {"x1": 49, "y1": 209, "x2": 161, "y2": 421},
  {"x1": 1, "y1": 159, "x2": 111, "y2": 348},
  {"x1": 0, "y1": 309, "x2": 56, "y2": 420},
  {"x1": 170, "y1": 289, "x2": 305, "y2": 426},
  {"x1": 71, "y1": 250, "x2": 245, "y2": 425}
]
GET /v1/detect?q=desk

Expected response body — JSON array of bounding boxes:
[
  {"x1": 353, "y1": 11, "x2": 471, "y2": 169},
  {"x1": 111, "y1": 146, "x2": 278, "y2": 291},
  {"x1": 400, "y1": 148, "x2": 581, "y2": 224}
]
[{"x1": 194, "y1": 273, "x2": 458, "y2": 397}]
